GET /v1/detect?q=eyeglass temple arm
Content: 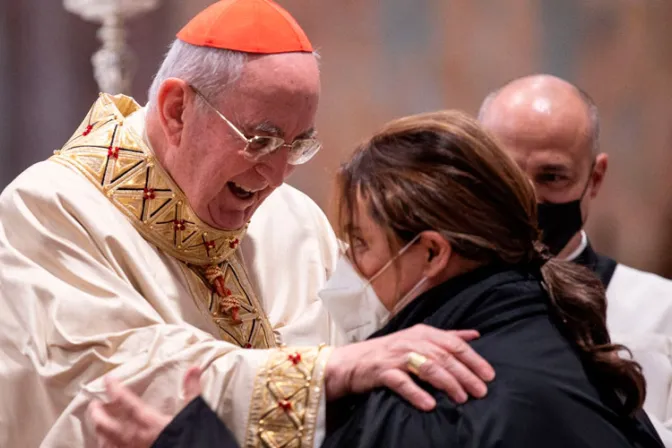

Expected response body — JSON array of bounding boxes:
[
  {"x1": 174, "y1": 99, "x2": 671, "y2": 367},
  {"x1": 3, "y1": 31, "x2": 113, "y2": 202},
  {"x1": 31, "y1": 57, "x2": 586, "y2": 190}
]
[{"x1": 190, "y1": 87, "x2": 248, "y2": 142}]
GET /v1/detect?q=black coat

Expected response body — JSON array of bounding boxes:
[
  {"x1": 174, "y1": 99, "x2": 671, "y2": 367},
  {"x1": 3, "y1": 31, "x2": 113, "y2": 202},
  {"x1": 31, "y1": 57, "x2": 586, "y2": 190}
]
[
  {"x1": 323, "y1": 265, "x2": 662, "y2": 448},
  {"x1": 155, "y1": 265, "x2": 663, "y2": 448}
]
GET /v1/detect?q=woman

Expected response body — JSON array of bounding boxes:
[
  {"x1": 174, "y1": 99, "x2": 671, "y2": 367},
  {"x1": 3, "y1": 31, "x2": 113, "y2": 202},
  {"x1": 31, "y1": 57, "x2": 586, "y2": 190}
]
[{"x1": 92, "y1": 111, "x2": 664, "y2": 447}]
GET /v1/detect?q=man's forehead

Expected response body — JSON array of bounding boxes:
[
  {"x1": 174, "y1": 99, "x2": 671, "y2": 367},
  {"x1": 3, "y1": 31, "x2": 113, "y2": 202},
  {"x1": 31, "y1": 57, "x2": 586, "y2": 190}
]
[
  {"x1": 239, "y1": 52, "x2": 321, "y2": 94},
  {"x1": 490, "y1": 111, "x2": 591, "y2": 162},
  {"x1": 483, "y1": 87, "x2": 594, "y2": 164},
  {"x1": 221, "y1": 54, "x2": 320, "y2": 140}
]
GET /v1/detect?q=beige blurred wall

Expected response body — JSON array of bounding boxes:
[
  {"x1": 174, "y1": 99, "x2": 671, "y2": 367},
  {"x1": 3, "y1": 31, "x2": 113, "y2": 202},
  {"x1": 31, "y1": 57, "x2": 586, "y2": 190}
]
[{"x1": 2, "y1": 0, "x2": 672, "y2": 277}]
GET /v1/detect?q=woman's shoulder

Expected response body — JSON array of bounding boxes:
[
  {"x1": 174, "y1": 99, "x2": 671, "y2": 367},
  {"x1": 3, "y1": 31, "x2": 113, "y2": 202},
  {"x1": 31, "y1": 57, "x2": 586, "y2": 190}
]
[
  {"x1": 324, "y1": 370, "x2": 648, "y2": 448},
  {"x1": 422, "y1": 267, "x2": 549, "y2": 336},
  {"x1": 323, "y1": 386, "x2": 463, "y2": 448},
  {"x1": 323, "y1": 378, "x2": 536, "y2": 448}
]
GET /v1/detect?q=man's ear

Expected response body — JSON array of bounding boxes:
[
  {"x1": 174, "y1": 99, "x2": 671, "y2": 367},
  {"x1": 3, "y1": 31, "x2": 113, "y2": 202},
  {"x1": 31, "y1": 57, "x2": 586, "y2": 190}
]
[
  {"x1": 156, "y1": 78, "x2": 192, "y2": 147},
  {"x1": 418, "y1": 231, "x2": 452, "y2": 279},
  {"x1": 589, "y1": 152, "x2": 608, "y2": 199}
]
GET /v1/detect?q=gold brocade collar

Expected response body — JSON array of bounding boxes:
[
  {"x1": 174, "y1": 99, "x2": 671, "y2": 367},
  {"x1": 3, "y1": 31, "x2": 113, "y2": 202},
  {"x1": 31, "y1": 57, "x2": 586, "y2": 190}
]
[{"x1": 51, "y1": 93, "x2": 247, "y2": 266}]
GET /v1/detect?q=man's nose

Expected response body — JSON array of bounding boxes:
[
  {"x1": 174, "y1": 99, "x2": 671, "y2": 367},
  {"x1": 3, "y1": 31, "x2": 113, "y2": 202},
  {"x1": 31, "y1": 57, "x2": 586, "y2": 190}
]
[{"x1": 255, "y1": 147, "x2": 291, "y2": 188}]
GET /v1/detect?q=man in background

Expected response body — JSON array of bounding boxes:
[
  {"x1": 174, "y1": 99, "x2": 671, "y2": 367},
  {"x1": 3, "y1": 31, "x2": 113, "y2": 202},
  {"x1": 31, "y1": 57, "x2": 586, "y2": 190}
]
[{"x1": 479, "y1": 74, "x2": 672, "y2": 445}]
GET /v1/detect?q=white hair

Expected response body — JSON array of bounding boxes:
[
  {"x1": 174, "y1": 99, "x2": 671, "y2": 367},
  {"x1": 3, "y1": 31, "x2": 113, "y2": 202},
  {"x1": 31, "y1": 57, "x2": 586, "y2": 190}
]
[
  {"x1": 147, "y1": 40, "x2": 321, "y2": 111},
  {"x1": 147, "y1": 39, "x2": 247, "y2": 109}
]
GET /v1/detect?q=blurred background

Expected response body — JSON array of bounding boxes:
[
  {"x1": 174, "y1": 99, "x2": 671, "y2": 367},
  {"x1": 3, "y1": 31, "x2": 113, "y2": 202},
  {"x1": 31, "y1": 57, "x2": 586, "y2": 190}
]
[{"x1": 1, "y1": 0, "x2": 672, "y2": 276}]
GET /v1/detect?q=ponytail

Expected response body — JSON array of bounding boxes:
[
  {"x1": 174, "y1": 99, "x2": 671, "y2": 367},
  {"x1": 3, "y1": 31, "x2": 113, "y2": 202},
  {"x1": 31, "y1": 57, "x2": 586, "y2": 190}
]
[{"x1": 539, "y1": 257, "x2": 646, "y2": 416}]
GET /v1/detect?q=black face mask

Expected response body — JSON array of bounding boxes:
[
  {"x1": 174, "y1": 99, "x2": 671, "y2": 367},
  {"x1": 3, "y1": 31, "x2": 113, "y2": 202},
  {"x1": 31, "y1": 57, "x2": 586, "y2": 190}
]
[{"x1": 537, "y1": 172, "x2": 592, "y2": 255}]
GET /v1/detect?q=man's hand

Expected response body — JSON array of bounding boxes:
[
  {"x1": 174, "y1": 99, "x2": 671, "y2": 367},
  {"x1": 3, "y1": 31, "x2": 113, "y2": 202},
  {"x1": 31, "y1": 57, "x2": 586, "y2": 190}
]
[
  {"x1": 324, "y1": 324, "x2": 495, "y2": 411},
  {"x1": 88, "y1": 367, "x2": 203, "y2": 447}
]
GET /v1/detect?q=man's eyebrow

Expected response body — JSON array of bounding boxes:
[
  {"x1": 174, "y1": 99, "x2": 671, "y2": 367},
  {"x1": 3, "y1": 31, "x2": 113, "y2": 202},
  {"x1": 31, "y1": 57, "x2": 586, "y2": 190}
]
[
  {"x1": 252, "y1": 121, "x2": 283, "y2": 137},
  {"x1": 297, "y1": 127, "x2": 317, "y2": 139},
  {"x1": 537, "y1": 163, "x2": 570, "y2": 173},
  {"x1": 250, "y1": 122, "x2": 317, "y2": 140}
]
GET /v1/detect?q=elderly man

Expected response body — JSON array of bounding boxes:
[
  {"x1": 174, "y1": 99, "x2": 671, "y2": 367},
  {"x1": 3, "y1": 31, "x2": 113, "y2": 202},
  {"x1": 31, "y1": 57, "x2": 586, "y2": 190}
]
[
  {"x1": 0, "y1": 1, "x2": 493, "y2": 446},
  {"x1": 479, "y1": 74, "x2": 672, "y2": 445}
]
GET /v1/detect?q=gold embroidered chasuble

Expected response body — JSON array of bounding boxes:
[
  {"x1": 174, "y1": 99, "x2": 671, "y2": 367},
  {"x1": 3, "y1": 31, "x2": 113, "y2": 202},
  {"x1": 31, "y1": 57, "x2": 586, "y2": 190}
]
[
  {"x1": 51, "y1": 93, "x2": 274, "y2": 350},
  {"x1": 0, "y1": 93, "x2": 342, "y2": 448}
]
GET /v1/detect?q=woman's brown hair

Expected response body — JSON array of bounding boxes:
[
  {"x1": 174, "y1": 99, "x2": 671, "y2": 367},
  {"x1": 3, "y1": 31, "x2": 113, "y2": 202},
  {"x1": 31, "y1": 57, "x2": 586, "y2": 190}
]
[{"x1": 335, "y1": 110, "x2": 645, "y2": 416}]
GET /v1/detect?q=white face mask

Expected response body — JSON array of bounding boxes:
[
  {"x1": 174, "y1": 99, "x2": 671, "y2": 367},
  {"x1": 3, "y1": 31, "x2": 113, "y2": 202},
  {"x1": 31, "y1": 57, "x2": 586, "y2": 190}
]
[{"x1": 319, "y1": 236, "x2": 429, "y2": 343}]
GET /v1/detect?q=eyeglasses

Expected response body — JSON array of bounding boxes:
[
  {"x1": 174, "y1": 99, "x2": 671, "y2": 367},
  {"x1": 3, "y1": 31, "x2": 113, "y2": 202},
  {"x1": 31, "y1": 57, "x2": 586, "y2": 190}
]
[{"x1": 191, "y1": 86, "x2": 322, "y2": 165}]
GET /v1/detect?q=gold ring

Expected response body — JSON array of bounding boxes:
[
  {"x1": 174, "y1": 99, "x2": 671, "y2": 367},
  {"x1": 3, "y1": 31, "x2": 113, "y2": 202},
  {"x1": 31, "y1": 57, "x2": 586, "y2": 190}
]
[{"x1": 407, "y1": 352, "x2": 428, "y2": 376}]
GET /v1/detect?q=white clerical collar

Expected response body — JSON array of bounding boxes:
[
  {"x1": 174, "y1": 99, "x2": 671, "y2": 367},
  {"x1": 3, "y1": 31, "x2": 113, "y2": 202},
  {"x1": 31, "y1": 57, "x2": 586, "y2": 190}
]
[{"x1": 565, "y1": 230, "x2": 588, "y2": 262}]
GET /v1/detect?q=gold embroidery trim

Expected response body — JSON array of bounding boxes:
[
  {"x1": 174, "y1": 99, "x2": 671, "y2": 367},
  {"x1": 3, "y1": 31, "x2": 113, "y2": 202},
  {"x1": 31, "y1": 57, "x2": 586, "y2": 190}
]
[
  {"x1": 50, "y1": 92, "x2": 246, "y2": 266},
  {"x1": 245, "y1": 345, "x2": 333, "y2": 448},
  {"x1": 178, "y1": 252, "x2": 277, "y2": 349}
]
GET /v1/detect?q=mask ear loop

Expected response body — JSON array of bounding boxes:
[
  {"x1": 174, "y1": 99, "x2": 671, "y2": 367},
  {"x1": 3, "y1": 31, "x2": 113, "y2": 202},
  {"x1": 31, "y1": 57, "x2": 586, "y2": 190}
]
[
  {"x1": 391, "y1": 276, "x2": 429, "y2": 316},
  {"x1": 367, "y1": 233, "x2": 428, "y2": 317},
  {"x1": 366, "y1": 234, "x2": 422, "y2": 286}
]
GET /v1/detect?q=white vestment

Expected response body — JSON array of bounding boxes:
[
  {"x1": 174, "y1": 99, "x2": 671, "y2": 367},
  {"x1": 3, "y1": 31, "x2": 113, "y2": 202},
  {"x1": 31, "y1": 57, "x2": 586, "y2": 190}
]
[
  {"x1": 607, "y1": 265, "x2": 672, "y2": 446},
  {"x1": 0, "y1": 94, "x2": 343, "y2": 447}
]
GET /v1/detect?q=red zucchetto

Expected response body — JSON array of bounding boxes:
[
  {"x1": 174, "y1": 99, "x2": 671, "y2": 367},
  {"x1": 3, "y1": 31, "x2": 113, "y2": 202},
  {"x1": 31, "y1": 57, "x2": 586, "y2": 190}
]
[{"x1": 177, "y1": 0, "x2": 313, "y2": 54}]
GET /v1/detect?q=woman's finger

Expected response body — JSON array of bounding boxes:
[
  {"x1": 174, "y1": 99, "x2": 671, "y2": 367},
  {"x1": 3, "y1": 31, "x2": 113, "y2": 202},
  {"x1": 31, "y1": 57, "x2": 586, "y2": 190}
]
[
  {"x1": 103, "y1": 376, "x2": 150, "y2": 422},
  {"x1": 182, "y1": 366, "x2": 203, "y2": 403},
  {"x1": 88, "y1": 400, "x2": 130, "y2": 447},
  {"x1": 90, "y1": 378, "x2": 171, "y2": 448},
  {"x1": 379, "y1": 369, "x2": 436, "y2": 411},
  {"x1": 97, "y1": 437, "x2": 119, "y2": 448}
]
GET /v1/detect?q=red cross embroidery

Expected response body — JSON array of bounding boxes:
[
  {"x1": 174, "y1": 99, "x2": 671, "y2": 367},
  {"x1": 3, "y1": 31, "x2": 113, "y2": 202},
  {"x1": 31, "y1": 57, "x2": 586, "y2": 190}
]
[
  {"x1": 278, "y1": 400, "x2": 292, "y2": 411},
  {"x1": 288, "y1": 352, "x2": 302, "y2": 365},
  {"x1": 143, "y1": 188, "x2": 155, "y2": 200}
]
